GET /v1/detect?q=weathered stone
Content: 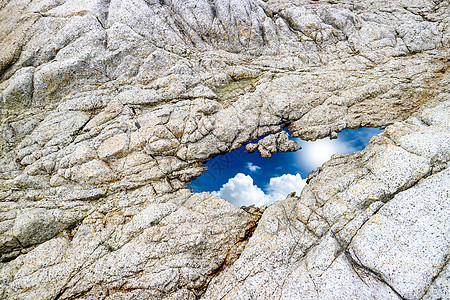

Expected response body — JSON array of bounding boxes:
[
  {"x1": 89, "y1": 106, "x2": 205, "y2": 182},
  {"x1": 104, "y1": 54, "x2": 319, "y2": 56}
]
[
  {"x1": 350, "y1": 168, "x2": 450, "y2": 299},
  {"x1": 0, "y1": 0, "x2": 449, "y2": 298},
  {"x1": 12, "y1": 208, "x2": 86, "y2": 248},
  {"x1": 203, "y1": 99, "x2": 450, "y2": 299},
  {"x1": 0, "y1": 191, "x2": 260, "y2": 299},
  {"x1": 245, "y1": 131, "x2": 301, "y2": 157},
  {"x1": 423, "y1": 261, "x2": 450, "y2": 300},
  {"x1": 97, "y1": 133, "x2": 128, "y2": 160}
]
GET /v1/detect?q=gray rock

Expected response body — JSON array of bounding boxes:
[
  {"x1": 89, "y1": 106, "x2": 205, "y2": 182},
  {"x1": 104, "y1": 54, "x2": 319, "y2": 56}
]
[
  {"x1": 0, "y1": 191, "x2": 260, "y2": 299},
  {"x1": 245, "y1": 131, "x2": 301, "y2": 157},
  {"x1": 0, "y1": 0, "x2": 449, "y2": 298},
  {"x1": 350, "y1": 168, "x2": 450, "y2": 299},
  {"x1": 203, "y1": 99, "x2": 450, "y2": 299},
  {"x1": 423, "y1": 261, "x2": 450, "y2": 300}
]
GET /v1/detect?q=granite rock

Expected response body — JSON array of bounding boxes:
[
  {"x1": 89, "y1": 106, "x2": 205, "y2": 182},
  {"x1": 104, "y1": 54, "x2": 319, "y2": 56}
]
[
  {"x1": 0, "y1": 0, "x2": 449, "y2": 298},
  {"x1": 245, "y1": 131, "x2": 301, "y2": 157},
  {"x1": 203, "y1": 99, "x2": 450, "y2": 299}
]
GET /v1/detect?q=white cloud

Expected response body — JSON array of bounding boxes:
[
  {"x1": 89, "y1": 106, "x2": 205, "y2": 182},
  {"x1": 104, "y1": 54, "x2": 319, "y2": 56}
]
[
  {"x1": 266, "y1": 173, "x2": 306, "y2": 202},
  {"x1": 213, "y1": 173, "x2": 306, "y2": 207},
  {"x1": 295, "y1": 138, "x2": 353, "y2": 171},
  {"x1": 212, "y1": 173, "x2": 268, "y2": 207},
  {"x1": 246, "y1": 162, "x2": 261, "y2": 172}
]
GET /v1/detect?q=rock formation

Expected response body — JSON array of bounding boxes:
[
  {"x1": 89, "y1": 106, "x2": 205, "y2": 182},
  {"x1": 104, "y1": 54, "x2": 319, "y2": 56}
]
[
  {"x1": 245, "y1": 131, "x2": 301, "y2": 157},
  {"x1": 0, "y1": 0, "x2": 448, "y2": 299}
]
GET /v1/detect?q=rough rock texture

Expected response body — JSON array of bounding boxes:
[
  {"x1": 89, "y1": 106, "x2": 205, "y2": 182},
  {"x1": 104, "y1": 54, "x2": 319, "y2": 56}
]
[
  {"x1": 0, "y1": 0, "x2": 449, "y2": 299},
  {"x1": 245, "y1": 130, "x2": 301, "y2": 157},
  {"x1": 204, "y1": 99, "x2": 450, "y2": 299}
]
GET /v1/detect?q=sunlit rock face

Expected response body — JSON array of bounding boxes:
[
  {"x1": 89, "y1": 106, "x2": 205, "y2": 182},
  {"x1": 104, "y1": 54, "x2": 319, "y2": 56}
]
[{"x1": 0, "y1": 0, "x2": 449, "y2": 299}]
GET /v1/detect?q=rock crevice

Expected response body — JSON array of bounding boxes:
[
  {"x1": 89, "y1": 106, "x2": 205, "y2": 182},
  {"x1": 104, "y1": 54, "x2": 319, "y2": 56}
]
[{"x1": 0, "y1": 0, "x2": 449, "y2": 298}]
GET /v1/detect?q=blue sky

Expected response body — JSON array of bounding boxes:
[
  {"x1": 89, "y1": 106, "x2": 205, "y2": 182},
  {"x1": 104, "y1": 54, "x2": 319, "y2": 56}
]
[{"x1": 189, "y1": 127, "x2": 382, "y2": 206}]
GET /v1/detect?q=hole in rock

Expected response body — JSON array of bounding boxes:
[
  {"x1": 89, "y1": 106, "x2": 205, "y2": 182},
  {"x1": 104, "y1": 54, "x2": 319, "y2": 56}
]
[{"x1": 189, "y1": 127, "x2": 382, "y2": 207}]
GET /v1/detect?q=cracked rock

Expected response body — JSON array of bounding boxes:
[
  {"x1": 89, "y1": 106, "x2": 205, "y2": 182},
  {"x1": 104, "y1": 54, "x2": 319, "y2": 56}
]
[
  {"x1": 245, "y1": 131, "x2": 301, "y2": 157},
  {"x1": 0, "y1": 0, "x2": 449, "y2": 298},
  {"x1": 203, "y1": 99, "x2": 450, "y2": 299}
]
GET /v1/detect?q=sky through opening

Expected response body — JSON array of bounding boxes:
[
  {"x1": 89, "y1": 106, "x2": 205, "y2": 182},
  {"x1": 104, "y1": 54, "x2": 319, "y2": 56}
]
[{"x1": 189, "y1": 127, "x2": 382, "y2": 207}]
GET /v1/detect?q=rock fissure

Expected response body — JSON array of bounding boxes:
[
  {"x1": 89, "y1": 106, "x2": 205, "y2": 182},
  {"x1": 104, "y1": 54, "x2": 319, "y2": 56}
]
[
  {"x1": 420, "y1": 255, "x2": 450, "y2": 299},
  {"x1": 348, "y1": 249, "x2": 408, "y2": 300},
  {"x1": 1, "y1": 0, "x2": 449, "y2": 298}
]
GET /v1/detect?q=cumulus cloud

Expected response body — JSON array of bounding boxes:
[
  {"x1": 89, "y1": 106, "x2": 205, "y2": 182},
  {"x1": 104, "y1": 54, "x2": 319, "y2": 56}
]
[
  {"x1": 212, "y1": 173, "x2": 267, "y2": 207},
  {"x1": 213, "y1": 173, "x2": 306, "y2": 207},
  {"x1": 246, "y1": 162, "x2": 261, "y2": 173},
  {"x1": 212, "y1": 128, "x2": 382, "y2": 207},
  {"x1": 266, "y1": 173, "x2": 306, "y2": 202}
]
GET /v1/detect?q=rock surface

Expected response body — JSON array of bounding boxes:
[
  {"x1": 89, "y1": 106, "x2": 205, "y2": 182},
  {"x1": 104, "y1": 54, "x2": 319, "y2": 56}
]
[
  {"x1": 0, "y1": 0, "x2": 449, "y2": 299},
  {"x1": 204, "y1": 99, "x2": 450, "y2": 299},
  {"x1": 245, "y1": 130, "x2": 301, "y2": 157}
]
